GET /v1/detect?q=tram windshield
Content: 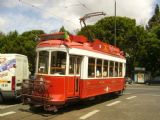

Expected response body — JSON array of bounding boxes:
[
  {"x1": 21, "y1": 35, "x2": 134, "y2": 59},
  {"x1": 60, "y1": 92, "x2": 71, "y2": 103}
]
[
  {"x1": 38, "y1": 51, "x2": 66, "y2": 75},
  {"x1": 50, "y1": 51, "x2": 66, "y2": 75}
]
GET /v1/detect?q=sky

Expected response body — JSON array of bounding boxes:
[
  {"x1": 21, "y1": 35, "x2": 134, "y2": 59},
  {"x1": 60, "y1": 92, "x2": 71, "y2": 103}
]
[{"x1": 0, "y1": 0, "x2": 159, "y2": 34}]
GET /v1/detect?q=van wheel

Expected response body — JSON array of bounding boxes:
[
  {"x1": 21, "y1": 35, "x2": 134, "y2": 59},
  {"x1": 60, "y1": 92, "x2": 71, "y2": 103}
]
[{"x1": 0, "y1": 94, "x2": 3, "y2": 103}]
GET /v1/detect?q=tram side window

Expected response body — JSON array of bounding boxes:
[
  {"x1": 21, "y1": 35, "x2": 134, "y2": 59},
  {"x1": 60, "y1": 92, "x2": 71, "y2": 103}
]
[
  {"x1": 69, "y1": 56, "x2": 75, "y2": 74},
  {"x1": 50, "y1": 51, "x2": 66, "y2": 75},
  {"x1": 69, "y1": 56, "x2": 81, "y2": 75},
  {"x1": 76, "y1": 57, "x2": 81, "y2": 74},
  {"x1": 96, "y1": 59, "x2": 102, "y2": 77},
  {"x1": 38, "y1": 51, "x2": 49, "y2": 74},
  {"x1": 88, "y1": 58, "x2": 95, "y2": 77},
  {"x1": 119, "y1": 63, "x2": 123, "y2": 77},
  {"x1": 114, "y1": 62, "x2": 118, "y2": 77},
  {"x1": 103, "y1": 60, "x2": 108, "y2": 77},
  {"x1": 109, "y1": 61, "x2": 114, "y2": 77}
]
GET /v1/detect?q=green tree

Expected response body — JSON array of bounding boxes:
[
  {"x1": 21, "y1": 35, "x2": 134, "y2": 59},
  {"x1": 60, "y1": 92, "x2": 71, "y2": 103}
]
[
  {"x1": 59, "y1": 26, "x2": 66, "y2": 32},
  {"x1": 0, "y1": 32, "x2": 6, "y2": 53},
  {"x1": 148, "y1": 4, "x2": 160, "y2": 29},
  {"x1": 0, "y1": 30, "x2": 44, "y2": 74},
  {"x1": 77, "y1": 16, "x2": 151, "y2": 76},
  {"x1": 59, "y1": 26, "x2": 70, "y2": 34},
  {"x1": 21, "y1": 30, "x2": 45, "y2": 74}
]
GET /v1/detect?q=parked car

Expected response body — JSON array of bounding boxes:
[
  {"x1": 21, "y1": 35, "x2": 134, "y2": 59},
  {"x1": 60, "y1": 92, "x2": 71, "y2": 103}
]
[
  {"x1": 145, "y1": 76, "x2": 160, "y2": 85},
  {"x1": 125, "y1": 77, "x2": 133, "y2": 84}
]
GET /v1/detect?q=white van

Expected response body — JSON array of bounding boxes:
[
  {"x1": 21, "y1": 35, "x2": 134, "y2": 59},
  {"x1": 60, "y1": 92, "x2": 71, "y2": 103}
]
[{"x1": 0, "y1": 54, "x2": 30, "y2": 102}]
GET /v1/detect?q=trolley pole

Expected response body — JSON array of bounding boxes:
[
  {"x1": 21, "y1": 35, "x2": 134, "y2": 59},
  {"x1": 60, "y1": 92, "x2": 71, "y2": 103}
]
[
  {"x1": 114, "y1": 0, "x2": 117, "y2": 46},
  {"x1": 79, "y1": 12, "x2": 106, "y2": 42}
]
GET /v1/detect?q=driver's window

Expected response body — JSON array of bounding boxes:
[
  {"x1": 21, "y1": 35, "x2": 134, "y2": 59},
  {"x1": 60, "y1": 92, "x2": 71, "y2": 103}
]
[
  {"x1": 50, "y1": 51, "x2": 66, "y2": 75},
  {"x1": 38, "y1": 51, "x2": 49, "y2": 74}
]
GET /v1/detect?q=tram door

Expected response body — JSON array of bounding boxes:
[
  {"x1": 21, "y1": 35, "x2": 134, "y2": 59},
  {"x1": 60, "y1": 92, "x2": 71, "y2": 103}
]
[{"x1": 67, "y1": 55, "x2": 82, "y2": 97}]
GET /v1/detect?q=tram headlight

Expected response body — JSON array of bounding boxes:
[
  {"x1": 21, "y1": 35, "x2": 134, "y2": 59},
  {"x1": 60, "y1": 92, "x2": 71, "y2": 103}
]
[{"x1": 40, "y1": 77, "x2": 44, "y2": 84}]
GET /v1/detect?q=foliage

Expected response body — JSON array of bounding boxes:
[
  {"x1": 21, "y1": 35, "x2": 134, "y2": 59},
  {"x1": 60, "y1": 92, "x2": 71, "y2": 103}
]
[
  {"x1": 148, "y1": 4, "x2": 160, "y2": 29},
  {"x1": 78, "y1": 9, "x2": 160, "y2": 76},
  {"x1": 59, "y1": 26, "x2": 70, "y2": 34},
  {"x1": 0, "y1": 30, "x2": 45, "y2": 74}
]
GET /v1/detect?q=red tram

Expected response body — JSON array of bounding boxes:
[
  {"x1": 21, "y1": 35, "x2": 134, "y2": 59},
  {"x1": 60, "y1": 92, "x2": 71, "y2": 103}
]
[{"x1": 22, "y1": 32, "x2": 126, "y2": 111}]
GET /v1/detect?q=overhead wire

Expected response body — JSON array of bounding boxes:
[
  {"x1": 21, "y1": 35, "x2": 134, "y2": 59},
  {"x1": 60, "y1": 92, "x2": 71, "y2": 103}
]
[
  {"x1": 78, "y1": 1, "x2": 92, "y2": 11},
  {"x1": 18, "y1": 0, "x2": 78, "y2": 27}
]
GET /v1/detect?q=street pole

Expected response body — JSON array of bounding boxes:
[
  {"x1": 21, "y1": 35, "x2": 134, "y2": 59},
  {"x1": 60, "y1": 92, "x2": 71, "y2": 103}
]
[{"x1": 114, "y1": 0, "x2": 117, "y2": 46}]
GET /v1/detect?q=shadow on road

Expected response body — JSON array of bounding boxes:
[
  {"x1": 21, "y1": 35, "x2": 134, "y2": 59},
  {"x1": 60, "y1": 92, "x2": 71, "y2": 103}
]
[
  {"x1": 18, "y1": 94, "x2": 120, "y2": 117},
  {"x1": 0, "y1": 98, "x2": 21, "y2": 105}
]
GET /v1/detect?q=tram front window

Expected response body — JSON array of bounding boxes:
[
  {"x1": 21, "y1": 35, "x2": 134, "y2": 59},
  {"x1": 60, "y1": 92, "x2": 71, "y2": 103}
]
[
  {"x1": 38, "y1": 51, "x2": 49, "y2": 74},
  {"x1": 50, "y1": 51, "x2": 66, "y2": 75}
]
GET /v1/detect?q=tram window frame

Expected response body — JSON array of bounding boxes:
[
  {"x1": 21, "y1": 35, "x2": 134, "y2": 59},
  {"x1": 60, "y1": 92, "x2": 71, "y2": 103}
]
[
  {"x1": 76, "y1": 57, "x2": 81, "y2": 75},
  {"x1": 69, "y1": 55, "x2": 82, "y2": 75},
  {"x1": 96, "y1": 59, "x2": 102, "y2": 77},
  {"x1": 109, "y1": 61, "x2": 114, "y2": 77},
  {"x1": 69, "y1": 56, "x2": 75, "y2": 75},
  {"x1": 119, "y1": 63, "x2": 123, "y2": 77},
  {"x1": 88, "y1": 58, "x2": 96, "y2": 78},
  {"x1": 38, "y1": 51, "x2": 49, "y2": 74},
  {"x1": 50, "y1": 51, "x2": 66, "y2": 75},
  {"x1": 103, "y1": 60, "x2": 108, "y2": 77},
  {"x1": 114, "y1": 62, "x2": 118, "y2": 77}
]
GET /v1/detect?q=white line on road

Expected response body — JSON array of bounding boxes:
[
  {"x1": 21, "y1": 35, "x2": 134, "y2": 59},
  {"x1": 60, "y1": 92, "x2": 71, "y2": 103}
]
[
  {"x1": 152, "y1": 94, "x2": 160, "y2": 97},
  {"x1": 0, "y1": 111, "x2": 16, "y2": 117},
  {"x1": 126, "y1": 96, "x2": 137, "y2": 100},
  {"x1": 139, "y1": 94, "x2": 160, "y2": 97},
  {"x1": 0, "y1": 105, "x2": 17, "y2": 109},
  {"x1": 106, "y1": 101, "x2": 121, "y2": 107},
  {"x1": 123, "y1": 93, "x2": 131, "y2": 95},
  {"x1": 79, "y1": 110, "x2": 100, "y2": 120}
]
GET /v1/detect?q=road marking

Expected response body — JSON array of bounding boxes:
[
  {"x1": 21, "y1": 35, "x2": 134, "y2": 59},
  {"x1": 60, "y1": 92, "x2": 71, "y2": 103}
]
[
  {"x1": 123, "y1": 93, "x2": 131, "y2": 95},
  {"x1": 127, "y1": 88, "x2": 160, "y2": 90},
  {"x1": 152, "y1": 95, "x2": 160, "y2": 97},
  {"x1": 126, "y1": 96, "x2": 137, "y2": 100},
  {"x1": 138, "y1": 94, "x2": 160, "y2": 97},
  {"x1": 79, "y1": 110, "x2": 100, "y2": 120},
  {"x1": 0, "y1": 105, "x2": 17, "y2": 109},
  {"x1": 0, "y1": 111, "x2": 16, "y2": 117},
  {"x1": 106, "y1": 101, "x2": 121, "y2": 106}
]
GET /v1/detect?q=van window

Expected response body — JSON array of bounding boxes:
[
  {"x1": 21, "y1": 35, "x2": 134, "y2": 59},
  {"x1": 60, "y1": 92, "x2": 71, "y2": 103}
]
[{"x1": 38, "y1": 51, "x2": 49, "y2": 74}]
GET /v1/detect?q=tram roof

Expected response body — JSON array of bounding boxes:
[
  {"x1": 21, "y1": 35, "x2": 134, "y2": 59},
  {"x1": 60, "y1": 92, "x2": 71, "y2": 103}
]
[{"x1": 37, "y1": 32, "x2": 125, "y2": 58}]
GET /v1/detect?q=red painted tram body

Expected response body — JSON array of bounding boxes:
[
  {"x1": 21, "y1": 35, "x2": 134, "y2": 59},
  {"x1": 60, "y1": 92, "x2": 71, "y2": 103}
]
[{"x1": 22, "y1": 32, "x2": 126, "y2": 111}]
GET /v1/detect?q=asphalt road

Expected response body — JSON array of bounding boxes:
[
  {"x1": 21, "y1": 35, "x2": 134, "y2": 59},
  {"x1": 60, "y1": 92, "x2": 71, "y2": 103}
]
[{"x1": 0, "y1": 84, "x2": 160, "y2": 120}]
